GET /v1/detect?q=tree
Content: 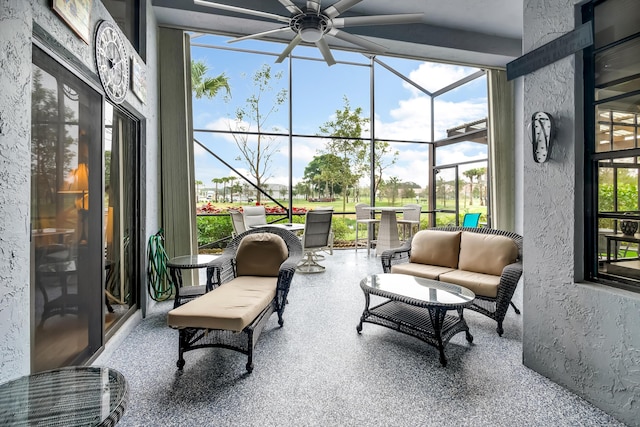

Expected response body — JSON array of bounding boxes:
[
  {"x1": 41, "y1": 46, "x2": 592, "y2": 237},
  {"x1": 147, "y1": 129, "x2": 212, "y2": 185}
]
[
  {"x1": 279, "y1": 186, "x2": 288, "y2": 200},
  {"x1": 211, "y1": 177, "x2": 223, "y2": 201},
  {"x1": 227, "y1": 177, "x2": 239, "y2": 202},
  {"x1": 385, "y1": 176, "x2": 400, "y2": 204},
  {"x1": 229, "y1": 64, "x2": 287, "y2": 204},
  {"x1": 462, "y1": 167, "x2": 486, "y2": 206},
  {"x1": 191, "y1": 59, "x2": 230, "y2": 99},
  {"x1": 31, "y1": 69, "x2": 76, "y2": 211},
  {"x1": 295, "y1": 181, "x2": 310, "y2": 200},
  {"x1": 303, "y1": 154, "x2": 346, "y2": 197},
  {"x1": 195, "y1": 179, "x2": 203, "y2": 201},
  {"x1": 436, "y1": 176, "x2": 448, "y2": 207},
  {"x1": 371, "y1": 141, "x2": 399, "y2": 196},
  {"x1": 319, "y1": 97, "x2": 369, "y2": 211}
]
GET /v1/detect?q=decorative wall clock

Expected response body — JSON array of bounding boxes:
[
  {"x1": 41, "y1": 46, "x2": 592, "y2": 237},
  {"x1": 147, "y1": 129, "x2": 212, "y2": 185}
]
[{"x1": 95, "y1": 20, "x2": 129, "y2": 104}]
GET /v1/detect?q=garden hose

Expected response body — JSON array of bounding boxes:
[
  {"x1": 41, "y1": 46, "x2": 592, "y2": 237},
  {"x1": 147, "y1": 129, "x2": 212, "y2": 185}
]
[{"x1": 147, "y1": 229, "x2": 173, "y2": 301}]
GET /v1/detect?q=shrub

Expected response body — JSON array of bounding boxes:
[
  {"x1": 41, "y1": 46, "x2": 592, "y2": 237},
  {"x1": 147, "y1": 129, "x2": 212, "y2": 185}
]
[
  {"x1": 331, "y1": 217, "x2": 350, "y2": 241},
  {"x1": 197, "y1": 215, "x2": 233, "y2": 247}
]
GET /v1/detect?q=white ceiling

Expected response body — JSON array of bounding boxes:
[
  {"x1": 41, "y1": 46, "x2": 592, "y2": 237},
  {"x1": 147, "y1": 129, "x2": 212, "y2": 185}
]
[{"x1": 151, "y1": 0, "x2": 523, "y2": 68}]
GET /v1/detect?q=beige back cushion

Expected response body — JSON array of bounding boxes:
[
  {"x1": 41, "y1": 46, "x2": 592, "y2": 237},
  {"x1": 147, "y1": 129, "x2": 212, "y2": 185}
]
[
  {"x1": 235, "y1": 233, "x2": 288, "y2": 277},
  {"x1": 458, "y1": 231, "x2": 518, "y2": 276},
  {"x1": 410, "y1": 230, "x2": 461, "y2": 269}
]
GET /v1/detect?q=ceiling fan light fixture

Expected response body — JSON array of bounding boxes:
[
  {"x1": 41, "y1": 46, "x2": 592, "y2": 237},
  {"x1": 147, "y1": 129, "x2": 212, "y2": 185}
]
[{"x1": 300, "y1": 26, "x2": 323, "y2": 43}]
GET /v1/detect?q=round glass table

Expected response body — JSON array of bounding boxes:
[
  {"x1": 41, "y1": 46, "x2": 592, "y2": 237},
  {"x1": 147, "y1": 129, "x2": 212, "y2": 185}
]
[
  {"x1": 167, "y1": 254, "x2": 219, "y2": 307},
  {"x1": 0, "y1": 366, "x2": 128, "y2": 426}
]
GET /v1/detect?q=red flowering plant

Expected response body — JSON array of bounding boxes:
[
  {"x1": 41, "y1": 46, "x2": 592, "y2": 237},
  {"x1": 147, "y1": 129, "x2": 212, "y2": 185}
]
[
  {"x1": 196, "y1": 202, "x2": 224, "y2": 214},
  {"x1": 259, "y1": 204, "x2": 308, "y2": 215},
  {"x1": 196, "y1": 203, "x2": 308, "y2": 215}
]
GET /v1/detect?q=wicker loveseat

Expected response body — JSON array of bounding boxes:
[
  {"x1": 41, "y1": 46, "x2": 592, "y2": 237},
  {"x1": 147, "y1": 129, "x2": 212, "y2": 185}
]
[
  {"x1": 167, "y1": 227, "x2": 303, "y2": 372},
  {"x1": 381, "y1": 226, "x2": 523, "y2": 336}
]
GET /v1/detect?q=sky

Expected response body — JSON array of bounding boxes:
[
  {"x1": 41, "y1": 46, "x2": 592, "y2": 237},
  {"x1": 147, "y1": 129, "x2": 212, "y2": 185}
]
[{"x1": 190, "y1": 34, "x2": 488, "y2": 192}]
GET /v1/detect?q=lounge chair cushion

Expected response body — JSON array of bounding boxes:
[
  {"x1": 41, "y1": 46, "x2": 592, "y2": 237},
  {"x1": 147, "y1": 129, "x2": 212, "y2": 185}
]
[
  {"x1": 236, "y1": 233, "x2": 288, "y2": 277},
  {"x1": 410, "y1": 230, "x2": 461, "y2": 269},
  {"x1": 458, "y1": 232, "x2": 518, "y2": 276},
  {"x1": 167, "y1": 276, "x2": 277, "y2": 332},
  {"x1": 438, "y1": 269, "x2": 501, "y2": 298},
  {"x1": 391, "y1": 263, "x2": 455, "y2": 280}
]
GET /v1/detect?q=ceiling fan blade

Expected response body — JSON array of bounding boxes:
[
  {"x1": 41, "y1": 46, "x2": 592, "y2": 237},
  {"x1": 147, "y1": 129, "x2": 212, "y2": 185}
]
[
  {"x1": 315, "y1": 38, "x2": 336, "y2": 66},
  {"x1": 307, "y1": 1, "x2": 321, "y2": 14},
  {"x1": 333, "y1": 13, "x2": 424, "y2": 28},
  {"x1": 328, "y1": 28, "x2": 387, "y2": 52},
  {"x1": 275, "y1": 34, "x2": 302, "y2": 63},
  {"x1": 193, "y1": 0, "x2": 290, "y2": 24},
  {"x1": 228, "y1": 27, "x2": 292, "y2": 43},
  {"x1": 323, "y1": 0, "x2": 362, "y2": 18},
  {"x1": 277, "y1": 0, "x2": 303, "y2": 14}
]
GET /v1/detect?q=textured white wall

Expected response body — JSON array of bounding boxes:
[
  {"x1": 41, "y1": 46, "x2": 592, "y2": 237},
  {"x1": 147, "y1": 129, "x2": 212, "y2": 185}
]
[
  {"x1": 0, "y1": 0, "x2": 160, "y2": 382},
  {"x1": 522, "y1": 1, "x2": 640, "y2": 425},
  {"x1": 0, "y1": 0, "x2": 32, "y2": 381}
]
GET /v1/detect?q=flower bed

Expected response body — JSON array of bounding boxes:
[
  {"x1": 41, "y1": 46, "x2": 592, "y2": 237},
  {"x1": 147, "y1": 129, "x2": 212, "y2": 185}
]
[{"x1": 196, "y1": 203, "x2": 308, "y2": 215}]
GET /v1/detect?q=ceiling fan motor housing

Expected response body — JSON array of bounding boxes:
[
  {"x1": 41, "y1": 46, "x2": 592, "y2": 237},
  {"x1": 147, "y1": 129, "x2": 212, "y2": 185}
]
[{"x1": 292, "y1": 13, "x2": 329, "y2": 42}]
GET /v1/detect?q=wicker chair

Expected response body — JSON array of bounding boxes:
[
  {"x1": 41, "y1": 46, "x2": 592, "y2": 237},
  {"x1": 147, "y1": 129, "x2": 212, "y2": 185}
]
[
  {"x1": 168, "y1": 227, "x2": 303, "y2": 372},
  {"x1": 381, "y1": 226, "x2": 523, "y2": 336}
]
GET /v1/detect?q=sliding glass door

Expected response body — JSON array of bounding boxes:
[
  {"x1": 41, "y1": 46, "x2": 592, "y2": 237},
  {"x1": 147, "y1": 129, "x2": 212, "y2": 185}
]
[
  {"x1": 31, "y1": 46, "x2": 141, "y2": 371},
  {"x1": 31, "y1": 46, "x2": 103, "y2": 372}
]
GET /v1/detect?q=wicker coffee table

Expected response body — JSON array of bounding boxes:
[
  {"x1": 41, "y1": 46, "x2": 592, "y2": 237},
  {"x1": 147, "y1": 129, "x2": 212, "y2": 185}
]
[{"x1": 357, "y1": 273, "x2": 475, "y2": 366}]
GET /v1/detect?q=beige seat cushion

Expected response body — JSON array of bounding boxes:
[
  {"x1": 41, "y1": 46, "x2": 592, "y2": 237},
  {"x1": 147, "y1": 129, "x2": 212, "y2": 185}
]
[
  {"x1": 457, "y1": 232, "x2": 518, "y2": 276},
  {"x1": 438, "y1": 270, "x2": 501, "y2": 298},
  {"x1": 410, "y1": 230, "x2": 461, "y2": 269},
  {"x1": 391, "y1": 263, "x2": 455, "y2": 280},
  {"x1": 167, "y1": 276, "x2": 277, "y2": 332},
  {"x1": 236, "y1": 233, "x2": 288, "y2": 277}
]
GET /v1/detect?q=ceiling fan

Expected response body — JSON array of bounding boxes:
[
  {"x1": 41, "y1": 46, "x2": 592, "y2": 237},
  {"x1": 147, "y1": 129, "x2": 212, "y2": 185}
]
[{"x1": 193, "y1": 0, "x2": 424, "y2": 66}]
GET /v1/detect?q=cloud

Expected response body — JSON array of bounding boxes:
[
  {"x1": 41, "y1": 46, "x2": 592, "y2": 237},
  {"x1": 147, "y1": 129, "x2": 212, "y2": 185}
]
[{"x1": 406, "y1": 62, "x2": 480, "y2": 94}]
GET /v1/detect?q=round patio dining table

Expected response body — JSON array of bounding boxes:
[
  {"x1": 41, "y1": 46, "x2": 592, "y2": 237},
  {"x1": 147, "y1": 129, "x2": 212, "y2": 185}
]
[{"x1": 361, "y1": 206, "x2": 416, "y2": 255}]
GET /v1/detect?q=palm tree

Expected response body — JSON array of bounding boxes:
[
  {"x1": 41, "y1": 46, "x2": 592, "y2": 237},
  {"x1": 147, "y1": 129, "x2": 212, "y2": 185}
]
[
  {"x1": 227, "y1": 177, "x2": 238, "y2": 202},
  {"x1": 462, "y1": 167, "x2": 487, "y2": 207},
  {"x1": 191, "y1": 59, "x2": 230, "y2": 99},
  {"x1": 195, "y1": 179, "x2": 203, "y2": 202},
  {"x1": 221, "y1": 177, "x2": 231, "y2": 202},
  {"x1": 211, "y1": 177, "x2": 223, "y2": 202}
]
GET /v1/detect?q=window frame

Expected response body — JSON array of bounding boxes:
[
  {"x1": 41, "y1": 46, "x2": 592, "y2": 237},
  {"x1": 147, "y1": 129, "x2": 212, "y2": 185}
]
[{"x1": 584, "y1": 0, "x2": 640, "y2": 292}]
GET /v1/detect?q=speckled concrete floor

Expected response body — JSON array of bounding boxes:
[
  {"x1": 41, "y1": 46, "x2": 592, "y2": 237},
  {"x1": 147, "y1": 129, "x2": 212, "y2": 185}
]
[{"x1": 99, "y1": 249, "x2": 625, "y2": 426}]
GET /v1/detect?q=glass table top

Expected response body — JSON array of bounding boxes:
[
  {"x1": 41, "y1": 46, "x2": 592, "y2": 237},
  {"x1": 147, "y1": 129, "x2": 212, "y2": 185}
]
[
  {"x1": 0, "y1": 366, "x2": 128, "y2": 426},
  {"x1": 361, "y1": 273, "x2": 475, "y2": 307},
  {"x1": 167, "y1": 254, "x2": 219, "y2": 268}
]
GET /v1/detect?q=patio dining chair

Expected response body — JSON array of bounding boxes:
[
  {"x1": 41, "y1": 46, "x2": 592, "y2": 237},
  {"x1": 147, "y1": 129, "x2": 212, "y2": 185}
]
[
  {"x1": 355, "y1": 203, "x2": 379, "y2": 256},
  {"x1": 397, "y1": 204, "x2": 421, "y2": 241},
  {"x1": 229, "y1": 209, "x2": 247, "y2": 237},
  {"x1": 242, "y1": 205, "x2": 267, "y2": 228},
  {"x1": 462, "y1": 212, "x2": 481, "y2": 227},
  {"x1": 297, "y1": 209, "x2": 334, "y2": 273}
]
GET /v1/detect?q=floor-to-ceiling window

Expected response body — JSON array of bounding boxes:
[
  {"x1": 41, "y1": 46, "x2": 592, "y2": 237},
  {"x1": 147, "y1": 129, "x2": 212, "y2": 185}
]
[{"x1": 190, "y1": 34, "x2": 489, "y2": 247}]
